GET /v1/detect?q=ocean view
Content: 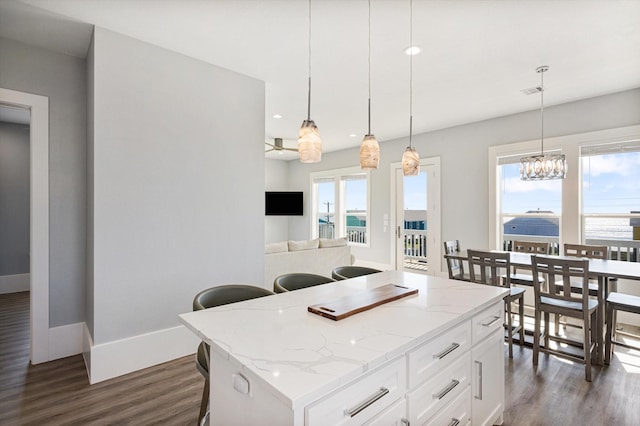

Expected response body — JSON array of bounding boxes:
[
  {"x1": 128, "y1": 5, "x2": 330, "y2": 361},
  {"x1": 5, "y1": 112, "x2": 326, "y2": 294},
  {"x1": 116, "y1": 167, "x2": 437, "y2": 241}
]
[{"x1": 584, "y1": 217, "x2": 635, "y2": 240}]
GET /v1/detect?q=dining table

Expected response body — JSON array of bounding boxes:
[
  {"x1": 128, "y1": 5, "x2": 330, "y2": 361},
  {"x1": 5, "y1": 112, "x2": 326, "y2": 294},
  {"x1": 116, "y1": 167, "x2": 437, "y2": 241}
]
[{"x1": 445, "y1": 250, "x2": 640, "y2": 364}]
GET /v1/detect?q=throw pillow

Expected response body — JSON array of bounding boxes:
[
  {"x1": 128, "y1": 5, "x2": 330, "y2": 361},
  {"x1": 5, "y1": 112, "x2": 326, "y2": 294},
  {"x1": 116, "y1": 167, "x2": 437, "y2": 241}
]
[
  {"x1": 319, "y1": 237, "x2": 348, "y2": 248},
  {"x1": 288, "y1": 239, "x2": 320, "y2": 251}
]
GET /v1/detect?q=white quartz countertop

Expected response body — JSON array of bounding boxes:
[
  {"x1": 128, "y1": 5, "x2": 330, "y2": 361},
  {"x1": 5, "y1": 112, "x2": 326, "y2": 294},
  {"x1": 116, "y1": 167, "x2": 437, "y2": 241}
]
[{"x1": 179, "y1": 271, "x2": 508, "y2": 410}]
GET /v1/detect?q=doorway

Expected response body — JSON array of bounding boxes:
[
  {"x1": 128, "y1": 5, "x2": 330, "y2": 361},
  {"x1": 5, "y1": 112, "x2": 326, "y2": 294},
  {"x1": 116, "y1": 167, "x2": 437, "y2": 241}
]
[
  {"x1": 0, "y1": 88, "x2": 50, "y2": 364},
  {"x1": 391, "y1": 157, "x2": 441, "y2": 275}
]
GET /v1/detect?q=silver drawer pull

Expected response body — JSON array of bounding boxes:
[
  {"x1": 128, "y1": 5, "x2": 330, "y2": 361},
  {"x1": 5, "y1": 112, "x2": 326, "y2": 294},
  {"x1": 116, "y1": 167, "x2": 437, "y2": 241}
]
[
  {"x1": 448, "y1": 418, "x2": 461, "y2": 426},
  {"x1": 475, "y1": 360, "x2": 483, "y2": 400},
  {"x1": 344, "y1": 387, "x2": 389, "y2": 417},
  {"x1": 433, "y1": 342, "x2": 460, "y2": 360},
  {"x1": 433, "y1": 379, "x2": 460, "y2": 400},
  {"x1": 481, "y1": 315, "x2": 501, "y2": 327}
]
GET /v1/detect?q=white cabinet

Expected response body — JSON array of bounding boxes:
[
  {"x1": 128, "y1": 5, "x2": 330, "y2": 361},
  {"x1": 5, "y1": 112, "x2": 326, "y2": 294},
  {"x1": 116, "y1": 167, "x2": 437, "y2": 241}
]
[
  {"x1": 471, "y1": 328, "x2": 504, "y2": 426},
  {"x1": 179, "y1": 272, "x2": 509, "y2": 426},
  {"x1": 406, "y1": 301, "x2": 504, "y2": 426},
  {"x1": 306, "y1": 356, "x2": 406, "y2": 426}
]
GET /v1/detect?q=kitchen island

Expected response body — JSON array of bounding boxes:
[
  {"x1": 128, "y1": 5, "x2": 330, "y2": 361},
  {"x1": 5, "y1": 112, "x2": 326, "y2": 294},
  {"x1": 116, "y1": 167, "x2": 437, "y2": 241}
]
[{"x1": 179, "y1": 270, "x2": 509, "y2": 425}]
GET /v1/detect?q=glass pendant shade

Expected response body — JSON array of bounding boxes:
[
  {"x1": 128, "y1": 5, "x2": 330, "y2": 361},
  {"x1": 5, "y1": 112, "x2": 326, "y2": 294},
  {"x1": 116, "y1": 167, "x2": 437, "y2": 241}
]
[
  {"x1": 519, "y1": 153, "x2": 567, "y2": 180},
  {"x1": 360, "y1": 134, "x2": 380, "y2": 169},
  {"x1": 298, "y1": 119, "x2": 322, "y2": 163},
  {"x1": 402, "y1": 146, "x2": 420, "y2": 176}
]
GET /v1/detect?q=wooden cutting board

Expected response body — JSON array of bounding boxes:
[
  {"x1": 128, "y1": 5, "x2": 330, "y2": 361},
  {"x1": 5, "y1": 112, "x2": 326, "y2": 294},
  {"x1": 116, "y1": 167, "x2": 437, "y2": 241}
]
[{"x1": 308, "y1": 284, "x2": 418, "y2": 321}]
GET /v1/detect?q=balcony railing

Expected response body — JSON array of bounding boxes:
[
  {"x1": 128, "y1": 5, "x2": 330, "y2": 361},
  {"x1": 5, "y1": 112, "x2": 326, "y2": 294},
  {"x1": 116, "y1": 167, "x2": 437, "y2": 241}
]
[
  {"x1": 347, "y1": 226, "x2": 367, "y2": 244},
  {"x1": 319, "y1": 224, "x2": 368, "y2": 244},
  {"x1": 405, "y1": 229, "x2": 428, "y2": 262}
]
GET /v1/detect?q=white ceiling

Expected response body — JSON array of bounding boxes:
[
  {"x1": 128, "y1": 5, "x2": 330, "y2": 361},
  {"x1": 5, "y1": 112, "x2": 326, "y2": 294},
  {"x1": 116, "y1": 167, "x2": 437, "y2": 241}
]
[{"x1": 2, "y1": 0, "x2": 640, "y2": 160}]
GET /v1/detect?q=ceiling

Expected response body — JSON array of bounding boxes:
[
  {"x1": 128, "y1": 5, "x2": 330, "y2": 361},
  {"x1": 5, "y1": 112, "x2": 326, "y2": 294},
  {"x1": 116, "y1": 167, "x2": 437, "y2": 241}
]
[{"x1": 1, "y1": 0, "x2": 639, "y2": 160}]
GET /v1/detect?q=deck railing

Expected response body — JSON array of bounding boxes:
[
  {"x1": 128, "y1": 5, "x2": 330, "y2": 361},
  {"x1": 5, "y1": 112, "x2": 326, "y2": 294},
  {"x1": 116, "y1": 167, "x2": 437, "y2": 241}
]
[{"x1": 405, "y1": 229, "x2": 428, "y2": 262}]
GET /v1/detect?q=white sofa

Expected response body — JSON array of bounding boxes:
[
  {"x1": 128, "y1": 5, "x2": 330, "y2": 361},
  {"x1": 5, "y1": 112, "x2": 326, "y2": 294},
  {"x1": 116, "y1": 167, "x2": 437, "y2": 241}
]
[{"x1": 264, "y1": 238, "x2": 353, "y2": 289}]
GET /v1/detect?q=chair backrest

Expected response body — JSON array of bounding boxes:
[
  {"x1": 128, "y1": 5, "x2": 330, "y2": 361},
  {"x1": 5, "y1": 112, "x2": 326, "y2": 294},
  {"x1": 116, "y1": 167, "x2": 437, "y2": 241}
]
[
  {"x1": 193, "y1": 284, "x2": 274, "y2": 311},
  {"x1": 331, "y1": 266, "x2": 381, "y2": 281},
  {"x1": 564, "y1": 243, "x2": 608, "y2": 260},
  {"x1": 443, "y1": 240, "x2": 466, "y2": 280},
  {"x1": 531, "y1": 255, "x2": 590, "y2": 309},
  {"x1": 467, "y1": 249, "x2": 510, "y2": 288},
  {"x1": 274, "y1": 273, "x2": 334, "y2": 293},
  {"x1": 513, "y1": 241, "x2": 549, "y2": 255}
]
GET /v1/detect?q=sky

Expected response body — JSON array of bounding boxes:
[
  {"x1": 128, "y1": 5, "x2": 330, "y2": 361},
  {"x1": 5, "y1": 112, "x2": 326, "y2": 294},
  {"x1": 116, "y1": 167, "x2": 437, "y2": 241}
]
[{"x1": 501, "y1": 151, "x2": 640, "y2": 214}]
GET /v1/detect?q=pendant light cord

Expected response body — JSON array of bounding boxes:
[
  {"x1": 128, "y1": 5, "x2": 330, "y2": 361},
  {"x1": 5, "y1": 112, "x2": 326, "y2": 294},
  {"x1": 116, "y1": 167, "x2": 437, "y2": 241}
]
[
  {"x1": 409, "y1": 0, "x2": 413, "y2": 149},
  {"x1": 307, "y1": 0, "x2": 312, "y2": 121},
  {"x1": 367, "y1": 0, "x2": 372, "y2": 135},
  {"x1": 540, "y1": 68, "x2": 544, "y2": 156}
]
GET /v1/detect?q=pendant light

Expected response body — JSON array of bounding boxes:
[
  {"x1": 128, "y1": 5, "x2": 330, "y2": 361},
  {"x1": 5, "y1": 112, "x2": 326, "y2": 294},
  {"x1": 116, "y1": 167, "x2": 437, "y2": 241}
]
[
  {"x1": 298, "y1": 0, "x2": 322, "y2": 163},
  {"x1": 360, "y1": 0, "x2": 380, "y2": 170},
  {"x1": 519, "y1": 65, "x2": 567, "y2": 180},
  {"x1": 402, "y1": 0, "x2": 419, "y2": 176}
]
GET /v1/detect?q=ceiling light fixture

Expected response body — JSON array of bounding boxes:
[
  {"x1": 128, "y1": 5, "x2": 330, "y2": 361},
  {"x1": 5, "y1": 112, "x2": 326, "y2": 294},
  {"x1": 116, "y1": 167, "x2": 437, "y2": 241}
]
[
  {"x1": 402, "y1": 0, "x2": 420, "y2": 176},
  {"x1": 273, "y1": 114, "x2": 283, "y2": 119},
  {"x1": 298, "y1": 0, "x2": 322, "y2": 163},
  {"x1": 404, "y1": 46, "x2": 421, "y2": 56},
  {"x1": 360, "y1": 0, "x2": 380, "y2": 170},
  {"x1": 519, "y1": 65, "x2": 567, "y2": 180}
]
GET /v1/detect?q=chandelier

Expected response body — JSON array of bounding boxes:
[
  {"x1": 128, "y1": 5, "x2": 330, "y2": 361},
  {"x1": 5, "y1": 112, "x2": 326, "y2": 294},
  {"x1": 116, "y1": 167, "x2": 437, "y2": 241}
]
[{"x1": 520, "y1": 65, "x2": 567, "y2": 180}]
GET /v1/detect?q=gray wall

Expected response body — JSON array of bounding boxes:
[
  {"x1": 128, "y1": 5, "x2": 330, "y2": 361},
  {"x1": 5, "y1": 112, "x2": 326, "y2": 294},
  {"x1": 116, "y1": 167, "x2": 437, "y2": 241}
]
[
  {"x1": 89, "y1": 28, "x2": 265, "y2": 344},
  {"x1": 286, "y1": 88, "x2": 640, "y2": 267},
  {"x1": 0, "y1": 37, "x2": 87, "y2": 327},
  {"x1": 0, "y1": 122, "x2": 30, "y2": 276},
  {"x1": 265, "y1": 158, "x2": 290, "y2": 243}
]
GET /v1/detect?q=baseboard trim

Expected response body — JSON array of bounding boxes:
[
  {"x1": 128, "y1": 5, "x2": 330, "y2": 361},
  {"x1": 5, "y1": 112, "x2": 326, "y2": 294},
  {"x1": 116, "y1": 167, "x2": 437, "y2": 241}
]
[
  {"x1": 48, "y1": 322, "x2": 84, "y2": 361},
  {"x1": 0, "y1": 273, "x2": 30, "y2": 294},
  {"x1": 88, "y1": 325, "x2": 200, "y2": 384}
]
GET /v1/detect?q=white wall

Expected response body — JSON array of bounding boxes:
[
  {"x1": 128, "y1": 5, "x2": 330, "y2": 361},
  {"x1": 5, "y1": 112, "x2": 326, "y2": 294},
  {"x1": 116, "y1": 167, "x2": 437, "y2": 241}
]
[
  {"x1": 0, "y1": 122, "x2": 30, "y2": 278},
  {"x1": 89, "y1": 28, "x2": 265, "y2": 348},
  {"x1": 265, "y1": 159, "x2": 290, "y2": 243},
  {"x1": 0, "y1": 37, "x2": 86, "y2": 327},
  {"x1": 287, "y1": 89, "x2": 640, "y2": 267}
]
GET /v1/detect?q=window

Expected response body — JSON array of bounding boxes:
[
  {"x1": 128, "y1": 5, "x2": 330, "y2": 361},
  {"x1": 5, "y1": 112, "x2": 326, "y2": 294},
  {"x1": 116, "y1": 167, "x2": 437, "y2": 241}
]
[
  {"x1": 489, "y1": 126, "x2": 640, "y2": 262},
  {"x1": 311, "y1": 167, "x2": 370, "y2": 246},
  {"x1": 497, "y1": 157, "x2": 562, "y2": 254},
  {"x1": 581, "y1": 142, "x2": 640, "y2": 260}
]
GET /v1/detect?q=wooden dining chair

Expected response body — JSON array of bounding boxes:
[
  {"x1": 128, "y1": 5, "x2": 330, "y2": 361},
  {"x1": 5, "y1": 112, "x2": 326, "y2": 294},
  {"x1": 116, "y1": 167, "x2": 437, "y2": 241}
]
[
  {"x1": 560, "y1": 243, "x2": 611, "y2": 334},
  {"x1": 511, "y1": 241, "x2": 549, "y2": 289},
  {"x1": 531, "y1": 255, "x2": 599, "y2": 382},
  {"x1": 443, "y1": 240, "x2": 470, "y2": 281},
  {"x1": 468, "y1": 250, "x2": 525, "y2": 358}
]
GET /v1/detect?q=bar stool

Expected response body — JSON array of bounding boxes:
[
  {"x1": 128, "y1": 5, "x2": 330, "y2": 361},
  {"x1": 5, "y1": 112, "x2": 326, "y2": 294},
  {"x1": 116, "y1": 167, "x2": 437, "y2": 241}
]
[{"x1": 605, "y1": 292, "x2": 640, "y2": 365}]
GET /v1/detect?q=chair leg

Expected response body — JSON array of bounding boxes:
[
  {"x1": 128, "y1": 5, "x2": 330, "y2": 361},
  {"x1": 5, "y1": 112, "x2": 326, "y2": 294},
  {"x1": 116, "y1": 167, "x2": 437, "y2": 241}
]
[
  {"x1": 506, "y1": 299, "x2": 513, "y2": 358},
  {"x1": 584, "y1": 314, "x2": 592, "y2": 382},
  {"x1": 544, "y1": 312, "x2": 550, "y2": 349},
  {"x1": 198, "y1": 378, "x2": 209, "y2": 425},
  {"x1": 533, "y1": 307, "x2": 541, "y2": 367},
  {"x1": 519, "y1": 295, "x2": 525, "y2": 347},
  {"x1": 605, "y1": 304, "x2": 614, "y2": 365}
]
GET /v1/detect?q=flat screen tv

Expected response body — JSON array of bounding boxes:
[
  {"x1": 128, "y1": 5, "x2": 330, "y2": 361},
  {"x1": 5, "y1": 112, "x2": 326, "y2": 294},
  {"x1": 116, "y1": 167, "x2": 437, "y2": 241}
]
[{"x1": 265, "y1": 191, "x2": 303, "y2": 216}]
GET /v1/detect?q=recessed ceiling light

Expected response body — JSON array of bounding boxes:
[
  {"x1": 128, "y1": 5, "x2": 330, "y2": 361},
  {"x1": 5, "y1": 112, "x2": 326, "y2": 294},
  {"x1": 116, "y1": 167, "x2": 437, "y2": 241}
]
[
  {"x1": 349, "y1": 133, "x2": 358, "y2": 137},
  {"x1": 273, "y1": 114, "x2": 283, "y2": 119},
  {"x1": 404, "y1": 46, "x2": 421, "y2": 56}
]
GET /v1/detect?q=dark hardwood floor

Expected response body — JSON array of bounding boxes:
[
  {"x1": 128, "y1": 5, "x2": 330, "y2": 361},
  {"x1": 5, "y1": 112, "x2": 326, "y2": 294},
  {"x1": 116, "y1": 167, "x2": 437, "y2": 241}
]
[
  {"x1": 1, "y1": 291, "x2": 640, "y2": 425},
  {"x1": 0, "y1": 292, "x2": 202, "y2": 425}
]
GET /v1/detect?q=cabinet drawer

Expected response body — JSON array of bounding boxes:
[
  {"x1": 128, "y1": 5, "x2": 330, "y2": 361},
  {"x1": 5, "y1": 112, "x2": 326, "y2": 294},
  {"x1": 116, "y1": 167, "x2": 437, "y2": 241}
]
[
  {"x1": 407, "y1": 352, "x2": 470, "y2": 425},
  {"x1": 471, "y1": 302, "x2": 503, "y2": 346},
  {"x1": 363, "y1": 398, "x2": 407, "y2": 426},
  {"x1": 408, "y1": 320, "x2": 471, "y2": 389},
  {"x1": 306, "y1": 357, "x2": 406, "y2": 426},
  {"x1": 425, "y1": 388, "x2": 471, "y2": 426}
]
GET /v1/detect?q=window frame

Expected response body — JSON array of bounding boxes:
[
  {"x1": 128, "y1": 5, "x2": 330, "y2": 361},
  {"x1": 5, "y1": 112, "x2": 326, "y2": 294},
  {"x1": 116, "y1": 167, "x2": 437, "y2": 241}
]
[
  {"x1": 489, "y1": 125, "x2": 640, "y2": 252},
  {"x1": 310, "y1": 166, "x2": 371, "y2": 247}
]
